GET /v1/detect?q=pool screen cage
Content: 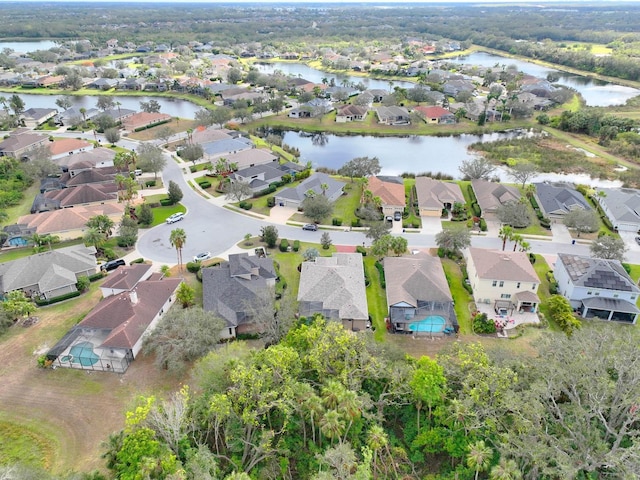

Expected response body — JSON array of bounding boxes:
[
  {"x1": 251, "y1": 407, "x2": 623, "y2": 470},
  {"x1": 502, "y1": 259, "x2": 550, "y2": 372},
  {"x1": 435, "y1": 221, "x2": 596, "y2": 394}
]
[
  {"x1": 46, "y1": 326, "x2": 133, "y2": 373},
  {"x1": 390, "y1": 304, "x2": 458, "y2": 334}
]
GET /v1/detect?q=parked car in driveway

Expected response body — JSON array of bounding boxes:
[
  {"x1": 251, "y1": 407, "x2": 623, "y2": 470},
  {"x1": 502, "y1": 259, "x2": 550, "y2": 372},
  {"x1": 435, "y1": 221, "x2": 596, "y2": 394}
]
[
  {"x1": 193, "y1": 252, "x2": 212, "y2": 262},
  {"x1": 302, "y1": 224, "x2": 318, "y2": 231},
  {"x1": 166, "y1": 212, "x2": 185, "y2": 224},
  {"x1": 100, "y1": 259, "x2": 126, "y2": 272},
  {"x1": 394, "y1": 211, "x2": 402, "y2": 221}
]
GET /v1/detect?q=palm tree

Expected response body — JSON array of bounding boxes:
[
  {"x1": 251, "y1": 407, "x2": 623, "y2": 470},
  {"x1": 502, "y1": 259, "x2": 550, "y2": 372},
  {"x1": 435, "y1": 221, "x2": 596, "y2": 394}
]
[
  {"x1": 319, "y1": 409, "x2": 345, "y2": 446},
  {"x1": 467, "y1": 440, "x2": 493, "y2": 480},
  {"x1": 303, "y1": 391, "x2": 325, "y2": 446},
  {"x1": 519, "y1": 240, "x2": 531, "y2": 253},
  {"x1": 490, "y1": 458, "x2": 522, "y2": 480},
  {"x1": 84, "y1": 227, "x2": 106, "y2": 254},
  {"x1": 498, "y1": 225, "x2": 514, "y2": 251},
  {"x1": 320, "y1": 182, "x2": 329, "y2": 196},
  {"x1": 366, "y1": 424, "x2": 388, "y2": 477},
  {"x1": 338, "y1": 389, "x2": 362, "y2": 443},
  {"x1": 511, "y1": 233, "x2": 523, "y2": 252},
  {"x1": 169, "y1": 228, "x2": 187, "y2": 272}
]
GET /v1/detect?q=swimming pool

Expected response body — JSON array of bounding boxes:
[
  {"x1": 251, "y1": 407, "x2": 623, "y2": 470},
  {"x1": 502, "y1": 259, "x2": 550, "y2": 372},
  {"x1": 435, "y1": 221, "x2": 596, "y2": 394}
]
[
  {"x1": 409, "y1": 315, "x2": 446, "y2": 333},
  {"x1": 68, "y1": 341, "x2": 99, "y2": 366}
]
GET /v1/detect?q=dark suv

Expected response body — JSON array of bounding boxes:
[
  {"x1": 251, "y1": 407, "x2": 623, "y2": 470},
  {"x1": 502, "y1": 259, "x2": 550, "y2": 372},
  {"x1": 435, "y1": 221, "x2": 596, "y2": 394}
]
[{"x1": 100, "y1": 259, "x2": 126, "y2": 272}]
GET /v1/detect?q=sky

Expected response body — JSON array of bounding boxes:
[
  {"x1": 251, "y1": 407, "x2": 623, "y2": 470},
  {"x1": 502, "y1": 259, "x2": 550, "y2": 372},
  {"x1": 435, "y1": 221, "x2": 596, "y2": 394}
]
[{"x1": 0, "y1": 0, "x2": 631, "y2": 3}]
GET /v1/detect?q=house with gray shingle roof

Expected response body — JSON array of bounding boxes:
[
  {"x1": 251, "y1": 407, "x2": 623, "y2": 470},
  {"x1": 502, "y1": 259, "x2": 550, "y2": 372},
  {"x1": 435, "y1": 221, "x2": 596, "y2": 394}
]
[
  {"x1": 298, "y1": 253, "x2": 368, "y2": 331},
  {"x1": 384, "y1": 253, "x2": 457, "y2": 334},
  {"x1": 555, "y1": 253, "x2": 640, "y2": 324},
  {"x1": 230, "y1": 164, "x2": 288, "y2": 193},
  {"x1": 465, "y1": 247, "x2": 540, "y2": 315},
  {"x1": 47, "y1": 275, "x2": 182, "y2": 373},
  {"x1": 0, "y1": 244, "x2": 97, "y2": 299},
  {"x1": 275, "y1": 172, "x2": 345, "y2": 208},
  {"x1": 375, "y1": 106, "x2": 410, "y2": 125},
  {"x1": 471, "y1": 179, "x2": 521, "y2": 216},
  {"x1": 100, "y1": 264, "x2": 153, "y2": 298},
  {"x1": 534, "y1": 182, "x2": 591, "y2": 220},
  {"x1": 202, "y1": 253, "x2": 277, "y2": 339},
  {"x1": 596, "y1": 188, "x2": 640, "y2": 233}
]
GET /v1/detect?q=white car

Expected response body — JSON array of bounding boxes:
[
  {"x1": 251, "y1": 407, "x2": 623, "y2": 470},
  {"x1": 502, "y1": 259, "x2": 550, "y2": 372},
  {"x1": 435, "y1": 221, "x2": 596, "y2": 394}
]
[
  {"x1": 166, "y1": 212, "x2": 185, "y2": 224},
  {"x1": 193, "y1": 252, "x2": 212, "y2": 262}
]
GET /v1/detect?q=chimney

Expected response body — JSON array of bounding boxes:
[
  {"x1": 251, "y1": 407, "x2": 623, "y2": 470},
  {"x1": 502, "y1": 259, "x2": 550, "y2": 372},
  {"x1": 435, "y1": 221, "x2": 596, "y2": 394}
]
[{"x1": 129, "y1": 290, "x2": 138, "y2": 305}]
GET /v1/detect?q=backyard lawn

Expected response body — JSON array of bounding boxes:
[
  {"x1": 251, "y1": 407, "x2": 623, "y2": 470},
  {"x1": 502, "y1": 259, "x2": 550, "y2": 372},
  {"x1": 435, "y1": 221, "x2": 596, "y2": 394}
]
[
  {"x1": 441, "y1": 257, "x2": 473, "y2": 334},
  {"x1": 532, "y1": 254, "x2": 560, "y2": 332},
  {"x1": 363, "y1": 256, "x2": 387, "y2": 341}
]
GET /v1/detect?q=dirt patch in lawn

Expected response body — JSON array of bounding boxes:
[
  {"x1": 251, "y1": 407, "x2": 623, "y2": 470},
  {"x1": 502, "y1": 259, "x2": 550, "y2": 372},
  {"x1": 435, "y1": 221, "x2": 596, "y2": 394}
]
[{"x1": 0, "y1": 286, "x2": 184, "y2": 474}]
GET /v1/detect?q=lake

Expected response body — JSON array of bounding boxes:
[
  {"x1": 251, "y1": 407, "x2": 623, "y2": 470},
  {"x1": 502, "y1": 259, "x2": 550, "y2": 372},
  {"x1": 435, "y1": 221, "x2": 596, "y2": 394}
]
[
  {"x1": 281, "y1": 130, "x2": 621, "y2": 187},
  {"x1": 7, "y1": 93, "x2": 202, "y2": 119},
  {"x1": 449, "y1": 51, "x2": 639, "y2": 107},
  {"x1": 0, "y1": 40, "x2": 58, "y2": 53}
]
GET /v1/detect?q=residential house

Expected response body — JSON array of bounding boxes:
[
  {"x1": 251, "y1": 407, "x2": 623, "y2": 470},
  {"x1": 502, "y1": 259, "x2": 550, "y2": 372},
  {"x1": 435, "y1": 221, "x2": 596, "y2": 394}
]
[
  {"x1": 100, "y1": 264, "x2": 153, "y2": 298},
  {"x1": 0, "y1": 129, "x2": 49, "y2": 159},
  {"x1": 365, "y1": 89, "x2": 388, "y2": 103},
  {"x1": 554, "y1": 253, "x2": 640, "y2": 324},
  {"x1": 31, "y1": 183, "x2": 118, "y2": 213},
  {"x1": 465, "y1": 247, "x2": 540, "y2": 315},
  {"x1": 368, "y1": 176, "x2": 405, "y2": 216},
  {"x1": 56, "y1": 107, "x2": 100, "y2": 126},
  {"x1": 443, "y1": 79, "x2": 475, "y2": 97},
  {"x1": 89, "y1": 78, "x2": 119, "y2": 90},
  {"x1": 534, "y1": 182, "x2": 592, "y2": 221},
  {"x1": 22, "y1": 107, "x2": 58, "y2": 128},
  {"x1": 375, "y1": 106, "x2": 410, "y2": 125},
  {"x1": 49, "y1": 138, "x2": 93, "y2": 160},
  {"x1": 122, "y1": 112, "x2": 172, "y2": 131},
  {"x1": 202, "y1": 253, "x2": 277, "y2": 339},
  {"x1": 274, "y1": 172, "x2": 345, "y2": 208},
  {"x1": 47, "y1": 275, "x2": 182, "y2": 373},
  {"x1": 384, "y1": 253, "x2": 457, "y2": 334},
  {"x1": 101, "y1": 108, "x2": 136, "y2": 124},
  {"x1": 0, "y1": 244, "x2": 97, "y2": 299},
  {"x1": 55, "y1": 148, "x2": 116, "y2": 173},
  {"x1": 298, "y1": 253, "x2": 369, "y2": 331},
  {"x1": 413, "y1": 106, "x2": 455, "y2": 124},
  {"x1": 335, "y1": 104, "x2": 368, "y2": 123},
  {"x1": 17, "y1": 203, "x2": 125, "y2": 241},
  {"x1": 230, "y1": 164, "x2": 287, "y2": 193},
  {"x1": 201, "y1": 136, "x2": 253, "y2": 162},
  {"x1": 471, "y1": 179, "x2": 521, "y2": 217},
  {"x1": 415, "y1": 177, "x2": 465, "y2": 216},
  {"x1": 289, "y1": 98, "x2": 334, "y2": 118},
  {"x1": 596, "y1": 188, "x2": 640, "y2": 233}
]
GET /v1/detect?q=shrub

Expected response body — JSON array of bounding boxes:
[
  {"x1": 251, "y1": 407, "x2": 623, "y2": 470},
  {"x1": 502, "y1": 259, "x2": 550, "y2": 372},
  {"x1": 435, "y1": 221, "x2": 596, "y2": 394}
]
[
  {"x1": 356, "y1": 245, "x2": 367, "y2": 256},
  {"x1": 239, "y1": 201, "x2": 253, "y2": 210},
  {"x1": 622, "y1": 262, "x2": 632, "y2": 274},
  {"x1": 267, "y1": 197, "x2": 276, "y2": 208},
  {"x1": 549, "y1": 281, "x2": 559, "y2": 294},
  {"x1": 539, "y1": 217, "x2": 551, "y2": 229},
  {"x1": 437, "y1": 247, "x2": 446, "y2": 258},
  {"x1": 186, "y1": 261, "x2": 201, "y2": 273},
  {"x1": 471, "y1": 202, "x2": 481, "y2": 217},
  {"x1": 35, "y1": 290, "x2": 81, "y2": 306},
  {"x1": 351, "y1": 219, "x2": 361, "y2": 228},
  {"x1": 88, "y1": 272, "x2": 105, "y2": 282},
  {"x1": 189, "y1": 165, "x2": 197, "y2": 173},
  {"x1": 467, "y1": 184, "x2": 478, "y2": 203},
  {"x1": 529, "y1": 195, "x2": 539, "y2": 210},
  {"x1": 375, "y1": 261, "x2": 386, "y2": 288},
  {"x1": 102, "y1": 247, "x2": 116, "y2": 261},
  {"x1": 129, "y1": 258, "x2": 145, "y2": 265},
  {"x1": 145, "y1": 180, "x2": 156, "y2": 188},
  {"x1": 529, "y1": 253, "x2": 537, "y2": 264},
  {"x1": 473, "y1": 312, "x2": 497, "y2": 334},
  {"x1": 279, "y1": 238, "x2": 289, "y2": 252},
  {"x1": 332, "y1": 218, "x2": 343, "y2": 226},
  {"x1": 159, "y1": 198, "x2": 173, "y2": 206},
  {"x1": 76, "y1": 275, "x2": 90, "y2": 292},
  {"x1": 479, "y1": 218, "x2": 487, "y2": 231},
  {"x1": 198, "y1": 180, "x2": 211, "y2": 189},
  {"x1": 293, "y1": 240, "x2": 300, "y2": 252}
]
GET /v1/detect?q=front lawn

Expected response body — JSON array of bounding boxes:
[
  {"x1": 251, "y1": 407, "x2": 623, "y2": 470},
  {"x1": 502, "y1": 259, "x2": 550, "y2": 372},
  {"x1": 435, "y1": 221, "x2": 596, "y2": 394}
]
[
  {"x1": 272, "y1": 242, "x2": 336, "y2": 299},
  {"x1": 441, "y1": 258, "x2": 473, "y2": 334},
  {"x1": 140, "y1": 197, "x2": 187, "y2": 227}
]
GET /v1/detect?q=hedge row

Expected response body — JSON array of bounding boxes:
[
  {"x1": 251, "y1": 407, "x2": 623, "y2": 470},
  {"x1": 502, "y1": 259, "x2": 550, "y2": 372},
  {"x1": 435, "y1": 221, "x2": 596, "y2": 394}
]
[
  {"x1": 239, "y1": 201, "x2": 253, "y2": 210},
  {"x1": 133, "y1": 119, "x2": 171, "y2": 132},
  {"x1": 35, "y1": 290, "x2": 82, "y2": 306},
  {"x1": 198, "y1": 180, "x2": 212, "y2": 189},
  {"x1": 88, "y1": 272, "x2": 105, "y2": 282},
  {"x1": 374, "y1": 261, "x2": 386, "y2": 289},
  {"x1": 160, "y1": 198, "x2": 173, "y2": 206}
]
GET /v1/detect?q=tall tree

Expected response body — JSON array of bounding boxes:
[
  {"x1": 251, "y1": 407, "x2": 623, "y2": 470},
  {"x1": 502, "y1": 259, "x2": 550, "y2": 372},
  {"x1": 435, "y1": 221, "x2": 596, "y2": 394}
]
[
  {"x1": 55, "y1": 95, "x2": 73, "y2": 111},
  {"x1": 508, "y1": 162, "x2": 538, "y2": 189},
  {"x1": 590, "y1": 235, "x2": 626, "y2": 262},
  {"x1": 225, "y1": 180, "x2": 252, "y2": 203},
  {"x1": 562, "y1": 209, "x2": 599, "y2": 237},
  {"x1": 96, "y1": 96, "x2": 115, "y2": 111},
  {"x1": 139, "y1": 99, "x2": 161, "y2": 113},
  {"x1": 435, "y1": 227, "x2": 471, "y2": 256},
  {"x1": 337, "y1": 157, "x2": 381, "y2": 181},
  {"x1": 170, "y1": 228, "x2": 187, "y2": 271},
  {"x1": 136, "y1": 143, "x2": 167, "y2": 179},
  {"x1": 467, "y1": 440, "x2": 493, "y2": 480},
  {"x1": 459, "y1": 157, "x2": 496, "y2": 180},
  {"x1": 496, "y1": 200, "x2": 531, "y2": 228},
  {"x1": 86, "y1": 214, "x2": 115, "y2": 239},
  {"x1": 498, "y1": 225, "x2": 514, "y2": 251},
  {"x1": 302, "y1": 195, "x2": 333, "y2": 223},
  {"x1": 167, "y1": 180, "x2": 184, "y2": 205}
]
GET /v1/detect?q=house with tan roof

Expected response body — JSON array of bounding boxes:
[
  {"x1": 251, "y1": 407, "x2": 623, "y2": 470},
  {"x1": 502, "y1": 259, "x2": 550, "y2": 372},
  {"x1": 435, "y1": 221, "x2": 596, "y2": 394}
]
[
  {"x1": 0, "y1": 129, "x2": 48, "y2": 159},
  {"x1": 221, "y1": 148, "x2": 278, "y2": 171},
  {"x1": 49, "y1": 138, "x2": 93, "y2": 160},
  {"x1": 368, "y1": 176, "x2": 405, "y2": 216},
  {"x1": 465, "y1": 247, "x2": 540, "y2": 315},
  {"x1": 47, "y1": 275, "x2": 182, "y2": 373},
  {"x1": 32, "y1": 184, "x2": 118, "y2": 213},
  {"x1": 335, "y1": 104, "x2": 368, "y2": 123},
  {"x1": 122, "y1": 111, "x2": 172, "y2": 131},
  {"x1": 17, "y1": 203, "x2": 125, "y2": 240},
  {"x1": 471, "y1": 179, "x2": 521, "y2": 216},
  {"x1": 100, "y1": 264, "x2": 153, "y2": 298},
  {"x1": 415, "y1": 177, "x2": 465, "y2": 217},
  {"x1": 0, "y1": 244, "x2": 97, "y2": 299},
  {"x1": 298, "y1": 253, "x2": 369, "y2": 331},
  {"x1": 384, "y1": 253, "x2": 457, "y2": 335},
  {"x1": 554, "y1": 253, "x2": 640, "y2": 324},
  {"x1": 55, "y1": 148, "x2": 116, "y2": 173}
]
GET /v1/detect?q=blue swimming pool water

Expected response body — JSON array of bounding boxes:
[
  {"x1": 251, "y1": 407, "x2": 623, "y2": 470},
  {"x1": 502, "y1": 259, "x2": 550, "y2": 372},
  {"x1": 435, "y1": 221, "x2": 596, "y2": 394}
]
[
  {"x1": 409, "y1": 315, "x2": 446, "y2": 333},
  {"x1": 68, "y1": 341, "x2": 99, "y2": 366}
]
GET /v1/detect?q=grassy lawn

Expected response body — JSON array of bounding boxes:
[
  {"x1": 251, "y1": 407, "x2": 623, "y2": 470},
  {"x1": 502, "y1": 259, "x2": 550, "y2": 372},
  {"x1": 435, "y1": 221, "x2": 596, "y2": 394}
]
[
  {"x1": 4, "y1": 183, "x2": 40, "y2": 225},
  {"x1": 532, "y1": 254, "x2": 561, "y2": 332},
  {"x1": 0, "y1": 419, "x2": 55, "y2": 470},
  {"x1": 363, "y1": 256, "x2": 387, "y2": 341},
  {"x1": 403, "y1": 179, "x2": 422, "y2": 228},
  {"x1": 289, "y1": 177, "x2": 360, "y2": 225},
  {"x1": 441, "y1": 258, "x2": 473, "y2": 334},
  {"x1": 272, "y1": 242, "x2": 336, "y2": 299},
  {"x1": 139, "y1": 202, "x2": 187, "y2": 227},
  {"x1": 127, "y1": 118, "x2": 199, "y2": 141}
]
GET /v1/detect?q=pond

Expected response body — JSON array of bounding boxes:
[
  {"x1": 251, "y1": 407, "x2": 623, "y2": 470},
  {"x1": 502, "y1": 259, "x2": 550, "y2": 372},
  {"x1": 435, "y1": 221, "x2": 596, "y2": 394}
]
[
  {"x1": 7, "y1": 92, "x2": 202, "y2": 119},
  {"x1": 280, "y1": 129, "x2": 621, "y2": 187},
  {"x1": 253, "y1": 62, "x2": 416, "y2": 91},
  {"x1": 448, "y1": 51, "x2": 640, "y2": 107},
  {"x1": 0, "y1": 40, "x2": 58, "y2": 53}
]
